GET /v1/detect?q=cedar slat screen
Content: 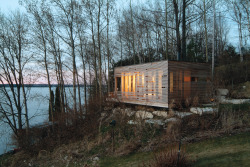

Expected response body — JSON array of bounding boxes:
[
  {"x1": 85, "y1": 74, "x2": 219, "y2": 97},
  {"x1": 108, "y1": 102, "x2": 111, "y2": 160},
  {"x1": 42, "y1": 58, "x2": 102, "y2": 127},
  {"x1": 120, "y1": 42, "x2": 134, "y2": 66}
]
[{"x1": 114, "y1": 60, "x2": 210, "y2": 108}]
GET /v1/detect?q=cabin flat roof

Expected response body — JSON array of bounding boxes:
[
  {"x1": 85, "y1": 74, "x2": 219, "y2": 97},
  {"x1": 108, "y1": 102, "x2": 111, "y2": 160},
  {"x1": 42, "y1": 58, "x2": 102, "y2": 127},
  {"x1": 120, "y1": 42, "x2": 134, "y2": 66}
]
[{"x1": 114, "y1": 60, "x2": 210, "y2": 70}]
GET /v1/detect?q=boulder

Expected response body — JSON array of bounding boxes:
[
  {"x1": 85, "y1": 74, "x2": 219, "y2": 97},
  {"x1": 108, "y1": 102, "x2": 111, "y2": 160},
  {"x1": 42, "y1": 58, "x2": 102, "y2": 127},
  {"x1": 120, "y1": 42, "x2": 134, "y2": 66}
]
[
  {"x1": 168, "y1": 110, "x2": 192, "y2": 118},
  {"x1": 164, "y1": 117, "x2": 179, "y2": 123},
  {"x1": 125, "y1": 108, "x2": 135, "y2": 117},
  {"x1": 223, "y1": 99, "x2": 250, "y2": 104},
  {"x1": 145, "y1": 119, "x2": 165, "y2": 125},
  {"x1": 217, "y1": 89, "x2": 229, "y2": 102},
  {"x1": 153, "y1": 111, "x2": 168, "y2": 118},
  {"x1": 135, "y1": 110, "x2": 153, "y2": 119},
  {"x1": 174, "y1": 111, "x2": 193, "y2": 118},
  {"x1": 190, "y1": 107, "x2": 218, "y2": 115},
  {"x1": 127, "y1": 120, "x2": 138, "y2": 125},
  {"x1": 112, "y1": 108, "x2": 136, "y2": 117},
  {"x1": 217, "y1": 89, "x2": 229, "y2": 96}
]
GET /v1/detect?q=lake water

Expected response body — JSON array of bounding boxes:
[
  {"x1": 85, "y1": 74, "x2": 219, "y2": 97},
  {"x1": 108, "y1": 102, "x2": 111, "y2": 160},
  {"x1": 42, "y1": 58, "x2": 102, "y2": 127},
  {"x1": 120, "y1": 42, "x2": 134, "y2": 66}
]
[{"x1": 0, "y1": 86, "x2": 87, "y2": 155}]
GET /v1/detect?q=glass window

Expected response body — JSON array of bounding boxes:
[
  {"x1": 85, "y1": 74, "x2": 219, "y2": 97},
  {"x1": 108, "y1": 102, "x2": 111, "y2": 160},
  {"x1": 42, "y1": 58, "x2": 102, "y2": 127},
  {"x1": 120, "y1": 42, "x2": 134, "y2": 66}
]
[
  {"x1": 116, "y1": 77, "x2": 121, "y2": 91},
  {"x1": 184, "y1": 76, "x2": 191, "y2": 82}
]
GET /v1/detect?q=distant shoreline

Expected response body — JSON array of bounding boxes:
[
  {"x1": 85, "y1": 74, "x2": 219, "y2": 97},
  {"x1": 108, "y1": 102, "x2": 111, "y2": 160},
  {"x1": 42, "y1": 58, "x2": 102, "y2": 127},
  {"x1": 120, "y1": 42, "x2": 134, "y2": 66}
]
[{"x1": 0, "y1": 84, "x2": 90, "y2": 87}]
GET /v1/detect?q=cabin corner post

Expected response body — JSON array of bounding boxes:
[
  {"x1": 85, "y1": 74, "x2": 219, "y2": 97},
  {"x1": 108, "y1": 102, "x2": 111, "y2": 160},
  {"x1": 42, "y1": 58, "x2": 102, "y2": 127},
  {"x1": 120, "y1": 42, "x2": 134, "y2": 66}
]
[
  {"x1": 166, "y1": 60, "x2": 169, "y2": 107},
  {"x1": 114, "y1": 76, "x2": 117, "y2": 94}
]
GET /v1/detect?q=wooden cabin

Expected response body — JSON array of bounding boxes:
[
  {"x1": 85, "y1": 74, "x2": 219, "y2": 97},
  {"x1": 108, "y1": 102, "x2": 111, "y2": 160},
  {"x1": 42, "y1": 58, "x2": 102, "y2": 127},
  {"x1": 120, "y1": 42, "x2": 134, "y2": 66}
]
[{"x1": 113, "y1": 60, "x2": 211, "y2": 108}]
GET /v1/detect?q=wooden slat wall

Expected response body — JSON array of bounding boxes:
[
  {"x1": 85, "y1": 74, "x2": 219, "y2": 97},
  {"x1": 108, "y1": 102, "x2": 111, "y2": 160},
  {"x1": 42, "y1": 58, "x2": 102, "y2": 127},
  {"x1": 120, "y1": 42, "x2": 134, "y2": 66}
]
[
  {"x1": 114, "y1": 61, "x2": 211, "y2": 108},
  {"x1": 168, "y1": 61, "x2": 211, "y2": 105},
  {"x1": 114, "y1": 61, "x2": 169, "y2": 108}
]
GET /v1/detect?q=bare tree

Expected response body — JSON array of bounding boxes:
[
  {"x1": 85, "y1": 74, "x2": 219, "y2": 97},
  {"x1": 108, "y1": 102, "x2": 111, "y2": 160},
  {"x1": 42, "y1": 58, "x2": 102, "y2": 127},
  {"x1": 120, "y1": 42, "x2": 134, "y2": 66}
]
[
  {"x1": 51, "y1": 0, "x2": 80, "y2": 112},
  {"x1": 0, "y1": 11, "x2": 31, "y2": 136},
  {"x1": 84, "y1": 0, "x2": 98, "y2": 97},
  {"x1": 97, "y1": 0, "x2": 103, "y2": 101},
  {"x1": 165, "y1": 0, "x2": 169, "y2": 60},
  {"x1": 226, "y1": 0, "x2": 244, "y2": 62},
  {"x1": 24, "y1": 0, "x2": 56, "y2": 122},
  {"x1": 173, "y1": 0, "x2": 181, "y2": 60},
  {"x1": 130, "y1": 0, "x2": 136, "y2": 64}
]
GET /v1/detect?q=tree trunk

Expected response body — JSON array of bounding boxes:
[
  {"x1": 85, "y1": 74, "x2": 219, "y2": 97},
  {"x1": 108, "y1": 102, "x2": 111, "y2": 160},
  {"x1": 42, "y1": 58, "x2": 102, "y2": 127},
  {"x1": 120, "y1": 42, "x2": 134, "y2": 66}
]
[
  {"x1": 238, "y1": 12, "x2": 243, "y2": 62},
  {"x1": 182, "y1": 0, "x2": 187, "y2": 61},
  {"x1": 90, "y1": 9, "x2": 98, "y2": 97},
  {"x1": 173, "y1": 0, "x2": 181, "y2": 60},
  {"x1": 70, "y1": 24, "x2": 77, "y2": 113},
  {"x1": 18, "y1": 35, "x2": 29, "y2": 133},
  {"x1": 21, "y1": 76, "x2": 29, "y2": 135},
  {"x1": 212, "y1": 0, "x2": 215, "y2": 79},
  {"x1": 81, "y1": 52, "x2": 88, "y2": 113},
  {"x1": 107, "y1": 0, "x2": 110, "y2": 93},
  {"x1": 76, "y1": 69, "x2": 82, "y2": 112},
  {"x1": 98, "y1": 0, "x2": 102, "y2": 102},
  {"x1": 165, "y1": 0, "x2": 168, "y2": 60},
  {"x1": 130, "y1": 0, "x2": 136, "y2": 64},
  {"x1": 203, "y1": 0, "x2": 208, "y2": 62}
]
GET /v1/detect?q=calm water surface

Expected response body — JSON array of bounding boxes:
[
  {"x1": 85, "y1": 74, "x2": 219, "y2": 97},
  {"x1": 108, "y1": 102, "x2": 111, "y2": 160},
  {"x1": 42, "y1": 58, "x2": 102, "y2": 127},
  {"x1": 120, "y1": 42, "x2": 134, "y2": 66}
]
[{"x1": 0, "y1": 87, "x2": 87, "y2": 155}]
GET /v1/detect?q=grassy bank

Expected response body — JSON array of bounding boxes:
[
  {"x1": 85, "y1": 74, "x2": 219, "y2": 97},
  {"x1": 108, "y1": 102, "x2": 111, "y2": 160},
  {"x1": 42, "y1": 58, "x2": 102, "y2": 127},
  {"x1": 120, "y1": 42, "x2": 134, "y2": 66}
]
[
  {"x1": 99, "y1": 131, "x2": 250, "y2": 167},
  {"x1": 1, "y1": 102, "x2": 249, "y2": 167},
  {"x1": 187, "y1": 132, "x2": 250, "y2": 167},
  {"x1": 2, "y1": 131, "x2": 249, "y2": 166}
]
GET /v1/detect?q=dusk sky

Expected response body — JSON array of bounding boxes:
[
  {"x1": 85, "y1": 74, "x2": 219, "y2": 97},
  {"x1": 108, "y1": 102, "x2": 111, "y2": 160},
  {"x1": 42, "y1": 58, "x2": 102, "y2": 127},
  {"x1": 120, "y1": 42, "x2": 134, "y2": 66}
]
[
  {"x1": 1, "y1": 0, "x2": 246, "y2": 50},
  {"x1": 0, "y1": 0, "x2": 25, "y2": 13},
  {"x1": 0, "y1": 0, "x2": 247, "y2": 85}
]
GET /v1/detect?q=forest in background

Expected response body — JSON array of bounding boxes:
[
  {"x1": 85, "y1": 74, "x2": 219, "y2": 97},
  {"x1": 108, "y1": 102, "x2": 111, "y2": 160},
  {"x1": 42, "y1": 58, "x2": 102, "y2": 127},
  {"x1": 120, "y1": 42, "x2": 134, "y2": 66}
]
[{"x1": 0, "y1": 0, "x2": 249, "y2": 150}]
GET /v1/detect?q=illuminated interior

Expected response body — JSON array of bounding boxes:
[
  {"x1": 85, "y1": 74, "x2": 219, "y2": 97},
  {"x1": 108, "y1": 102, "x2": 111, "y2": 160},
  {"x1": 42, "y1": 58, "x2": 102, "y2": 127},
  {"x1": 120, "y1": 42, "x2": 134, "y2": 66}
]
[
  {"x1": 170, "y1": 72, "x2": 173, "y2": 93},
  {"x1": 115, "y1": 70, "x2": 164, "y2": 101},
  {"x1": 113, "y1": 61, "x2": 210, "y2": 108}
]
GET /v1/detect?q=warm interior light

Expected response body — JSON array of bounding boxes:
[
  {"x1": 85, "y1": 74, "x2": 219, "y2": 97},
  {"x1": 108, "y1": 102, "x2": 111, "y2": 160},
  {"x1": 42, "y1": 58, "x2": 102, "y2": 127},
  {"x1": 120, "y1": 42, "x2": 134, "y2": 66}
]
[
  {"x1": 184, "y1": 76, "x2": 191, "y2": 82},
  {"x1": 128, "y1": 75, "x2": 131, "y2": 92},
  {"x1": 133, "y1": 75, "x2": 135, "y2": 92},
  {"x1": 153, "y1": 72, "x2": 156, "y2": 97},
  {"x1": 170, "y1": 72, "x2": 173, "y2": 93},
  {"x1": 142, "y1": 73, "x2": 144, "y2": 87},
  {"x1": 125, "y1": 75, "x2": 128, "y2": 92},
  {"x1": 158, "y1": 71, "x2": 162, "y2": 98}
]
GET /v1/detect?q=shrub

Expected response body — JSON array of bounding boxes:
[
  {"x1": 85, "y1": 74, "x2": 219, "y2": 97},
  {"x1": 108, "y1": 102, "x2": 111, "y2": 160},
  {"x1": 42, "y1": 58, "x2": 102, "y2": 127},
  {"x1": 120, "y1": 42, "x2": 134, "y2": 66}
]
[
  {"x1": 151, "y1": 147, "x2": 189, "y2": 167},
  {"x1": 214, "y1": 61, "x2": 250, "y2": 87},
  {"x1": 14, "y1": 96, "x2": 103, "y2": 155},
  {"x1": 218, "y1": 103, "x2": 250, "y2": 132}
]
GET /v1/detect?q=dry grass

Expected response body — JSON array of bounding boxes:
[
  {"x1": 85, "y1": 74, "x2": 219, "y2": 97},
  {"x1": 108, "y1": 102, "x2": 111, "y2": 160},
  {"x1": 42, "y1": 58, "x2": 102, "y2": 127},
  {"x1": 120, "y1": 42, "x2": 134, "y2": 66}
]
[
  {"x1": 114, "y1": 140, "x2": 141, "y2": 156},
  {"x1": 2, "y1": 100, "x2": 250, "y2": 167},
  {"x1": 219, "y1": 103, "x2": 250, "y2": 133},
  {"x1": 230, "y1": 81, "x2": 250, "y2": 99},
  {"x1": 150, "y1": 147, "x2": 189, "y2": 167}
]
